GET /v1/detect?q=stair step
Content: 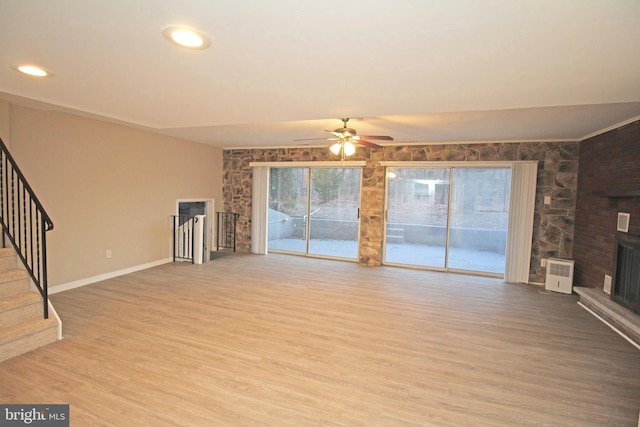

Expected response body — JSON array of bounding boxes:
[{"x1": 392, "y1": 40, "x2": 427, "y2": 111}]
[
  {"x1": 386, "y1": 228, "x2": 405, "y2": 243},
  {"x1": 0, "y1": 246, "x2": 60, "y2": 362},
  {"x1": 0, "y1": 269, "x2": 30, "y2": 298},
  {"x1": 0, "y1": 317, "x2": 58, "y2": 363},
  {"x1": 0, "y1": 248, "x2": 17, "y2": 272},
  {"x1": 0, "y1": 292, "x2": 45, "y2": 328},
  {"x1": 387, "y1": 228, "x2": 405, "y2": 235},
  {"x1": 386, "y1": 235, "x2": 405, "y2": 244}
]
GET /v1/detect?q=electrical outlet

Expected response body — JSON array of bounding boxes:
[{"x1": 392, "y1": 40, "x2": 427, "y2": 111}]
[
  {"x1": 106, "y1": 250, "x2": 112, "y2": 259},
  {"x1": 541, "y1": 258, "x2": 547, "y2": 267},
  {"x1": 604, "y1": 274, "x2": 612, "y2": 294}
]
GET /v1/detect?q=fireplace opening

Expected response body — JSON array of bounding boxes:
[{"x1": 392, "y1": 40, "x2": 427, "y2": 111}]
[{"x1": 612, "y1": 233, "x2": 640, "y2": 314}]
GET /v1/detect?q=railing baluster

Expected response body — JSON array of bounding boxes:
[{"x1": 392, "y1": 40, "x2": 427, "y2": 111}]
[
  {"x1": 19, "y1": 183, "x2": 25, "y2": 261},
  {"x1": 1, "y1": 157, "x2": 4, "y2": 248},
  {"x1": 0, "y1": 152, "x2": 3, "y2": 248},
  {"x1": 182, "y1": 224, "x2": 187, "y2": 257},
  {"x1": 40, "y1": 219, "x2": 48, "y2": 319},
  {"x1": 35, "y1": 210, "x2": 40, "y2": 280},
  {"x1": 11, "y1": 169, "x2": 15, "y2": 239},
  {"x1": 3, "y1": 162, "x2": 7, "y2": 234},
  {"x1": 29, "y1": 200, "x2": 34, "y2": 268}
]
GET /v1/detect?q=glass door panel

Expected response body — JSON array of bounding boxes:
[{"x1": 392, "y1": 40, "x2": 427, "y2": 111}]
[
  {"x1": 268, "y1": 168, "x2": 308, "y2": 254},
  {"x1": 384, "y1": 168, "x2": 450, "y2": 268},
  {"x1": 448, "y1": 168, "x2": 511, "y2": 274},
  {"x1": 268, "y1": 167, "x2": 361, "y2": 260},
  {"x1": 384, "y1": 166, "x2": 511, "y2": 276},
  {"x1": 308, "y1": 168, "x2": 361, "y2": 259}
]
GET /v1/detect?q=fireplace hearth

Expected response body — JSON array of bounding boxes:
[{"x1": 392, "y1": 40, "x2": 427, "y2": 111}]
[{"x1": 612, "y1": 233, "x2": 640, "y2": 314}]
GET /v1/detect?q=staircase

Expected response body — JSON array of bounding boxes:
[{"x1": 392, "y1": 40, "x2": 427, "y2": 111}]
[
  {"x1": 0, "y1": 247, "x2": 58, "y2": 363},
  {"x1": 0, "y1": 137, "x2": 59, "y2": 363}
]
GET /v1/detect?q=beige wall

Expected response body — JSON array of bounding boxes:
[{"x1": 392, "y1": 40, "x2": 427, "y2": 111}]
[
  {"x1": 0, "y1": 99, "x2": 9, "y2": 145},
  {"x1": 8, "y1": 105, "x2": 223, "y2": 286}
]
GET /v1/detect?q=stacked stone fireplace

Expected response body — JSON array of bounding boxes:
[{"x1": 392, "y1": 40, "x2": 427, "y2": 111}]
[{"x1": 612, "y1": 233, "x2": 640, "y2": 314}]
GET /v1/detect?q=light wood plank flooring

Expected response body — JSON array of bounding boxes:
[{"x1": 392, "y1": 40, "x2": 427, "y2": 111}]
[{"x1": 2, "y1": 253, "x2": 639, "y2": 426}]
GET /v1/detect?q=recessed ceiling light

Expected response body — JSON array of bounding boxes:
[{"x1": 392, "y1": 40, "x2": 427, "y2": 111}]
[
  {"x1": 162, "y1": 26, "x2": 210, "y2": 49},
  {"x1": 14, "y1": 64, "x2": 52, "y2": 77}
]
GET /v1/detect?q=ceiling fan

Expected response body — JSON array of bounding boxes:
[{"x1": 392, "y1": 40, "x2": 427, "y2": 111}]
[{"x1": 295, "y1": 118, "x2": 394, "y2": 157}]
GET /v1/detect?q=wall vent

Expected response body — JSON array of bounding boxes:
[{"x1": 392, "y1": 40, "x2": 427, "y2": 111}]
[
  {"x1": 545, "y1": 258, "x2": 574, "y2": 294},
  {"x1": 617, "y1": 212, "x2": 630, "y2": 233}
]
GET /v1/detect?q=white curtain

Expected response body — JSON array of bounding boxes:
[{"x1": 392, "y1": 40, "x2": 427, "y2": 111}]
[
  {"x1": 251, "y1": 166, "x2": 269, "y2": 254},
  {"x1": 504, "y1": 161, "x2": 539, "y2": 283}
]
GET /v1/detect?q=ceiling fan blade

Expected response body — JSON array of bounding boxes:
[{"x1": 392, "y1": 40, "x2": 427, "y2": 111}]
[
  {"x1": 325, "y1": 130, "x2": 343, "y2": 138},
  {"x1": 358, "y1": 135, "x2": 394, "y2": 141},
  {"x1": 293, "y1": 137, "x2": 330, "y2": 141},
  {"x1": 296, "y1": 121, "x2": 393, "y2": 146},
  {"x1": 357, "y1": 139, "x2": 382, "y2": 148}
]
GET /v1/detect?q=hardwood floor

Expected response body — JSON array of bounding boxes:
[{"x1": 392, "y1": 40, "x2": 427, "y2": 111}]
[{"x1": 1, "y1": 253, "x2": 639, "y2": 426}]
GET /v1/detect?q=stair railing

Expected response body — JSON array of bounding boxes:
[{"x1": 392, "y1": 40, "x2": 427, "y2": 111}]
[
  {"x1": 217, "y1": 212, "x2": 239, "y2": 251},
  {"x1": 172, "y1": 215, "x2": 197, "y2": 263},
  {"x1": 0, "y1": 138, "x2": 54, "y2": 319}
]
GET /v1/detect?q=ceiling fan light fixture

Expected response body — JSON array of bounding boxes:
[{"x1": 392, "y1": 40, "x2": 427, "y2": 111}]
[
  {"x1": 343, "y1": 141, "x2": 356, "y2": 156},
  {"x1": 299, "y1": 118, "x2": 389, "y2": 156}
]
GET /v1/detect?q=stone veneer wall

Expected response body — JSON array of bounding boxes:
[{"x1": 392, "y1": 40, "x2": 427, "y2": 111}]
[{"x1": 223, "y1": 141, "x2": 578, "y2": 283}]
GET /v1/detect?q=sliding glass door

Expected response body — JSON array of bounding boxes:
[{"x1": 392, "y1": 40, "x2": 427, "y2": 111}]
[
  {"x1": 268, "y1": 167, "x2": 361, "y2": 260},
  {"x1": 385, "y1": 168, "x2": 450, "y2": 268},
  {"x1": 448, "y1": 168, "x2": 511, "y2": 274},
  {"x1": 384, "y1": 166, "x2": 511, "y2": 276},
  {"x1": 308, "y1": 168, "x2": 361, "y2": 258},
  {"x1": 268, "y1": 168, "x2": 308, "y2": 254}
]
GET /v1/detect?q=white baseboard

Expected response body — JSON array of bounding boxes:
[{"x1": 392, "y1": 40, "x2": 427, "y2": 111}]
[
  {"x1": 49, "y1": 258, "x2": 172, "y2": 294},
  {"x1": 47, "y1": 299, "x2": 63, "y2": 340}
]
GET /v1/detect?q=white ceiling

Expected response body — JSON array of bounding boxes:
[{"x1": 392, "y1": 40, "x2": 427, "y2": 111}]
[{"x1": 1, "y1": 0, "x2": 639, "y2": 149}]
